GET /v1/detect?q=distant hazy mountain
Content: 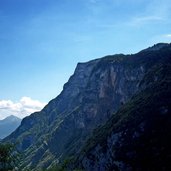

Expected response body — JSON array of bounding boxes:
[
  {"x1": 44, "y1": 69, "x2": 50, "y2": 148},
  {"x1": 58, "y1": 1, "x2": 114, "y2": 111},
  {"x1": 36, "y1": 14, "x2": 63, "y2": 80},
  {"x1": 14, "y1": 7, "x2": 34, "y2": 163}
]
[{"x1": 0, "y1": 115, "x2": 21, "y2": 139}]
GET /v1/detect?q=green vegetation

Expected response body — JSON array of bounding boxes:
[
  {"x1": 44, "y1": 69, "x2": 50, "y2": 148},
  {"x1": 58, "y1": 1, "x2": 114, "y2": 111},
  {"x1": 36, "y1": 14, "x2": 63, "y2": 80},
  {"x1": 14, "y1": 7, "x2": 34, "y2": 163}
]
[
  {"x1": 44, "y1": 157, "x2": 83, "y2": 171},
  {"x1": 0, "y1": 143, "x2": 19, "y2": 171},
  {"x1": 46, "y1": 166, "x2": 83, "y2": 171},
  {"x1": 3, "y1": 43, "x2": 171, "y2": 170}
]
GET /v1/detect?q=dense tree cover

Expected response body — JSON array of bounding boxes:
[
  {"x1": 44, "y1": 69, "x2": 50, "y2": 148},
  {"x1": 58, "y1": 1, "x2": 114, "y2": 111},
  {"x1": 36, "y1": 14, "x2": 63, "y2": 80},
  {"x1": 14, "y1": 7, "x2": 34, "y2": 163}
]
[
  {"x1": 0, "y1": 143, "x2": 19, "y2": 171},
  {"x1": 45, "y1": 157, "x2": 83, "y2": 171}
]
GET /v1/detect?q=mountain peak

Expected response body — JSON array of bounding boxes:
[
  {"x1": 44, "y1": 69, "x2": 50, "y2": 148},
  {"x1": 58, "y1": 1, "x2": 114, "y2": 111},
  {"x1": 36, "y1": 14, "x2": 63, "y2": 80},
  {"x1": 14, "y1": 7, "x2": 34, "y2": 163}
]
[
  {"x1": 3, "y1": 43, "x2": 171, "y2": 170},
  {"x1": 3, "y1": 115, "x2": 21, "y2": 122},
  {"x1": 142, "y1": 43, "x2": 170, "y2": 52},
  {"x1": 0, "y1": 115, "x2": 21, "y2": 139}
]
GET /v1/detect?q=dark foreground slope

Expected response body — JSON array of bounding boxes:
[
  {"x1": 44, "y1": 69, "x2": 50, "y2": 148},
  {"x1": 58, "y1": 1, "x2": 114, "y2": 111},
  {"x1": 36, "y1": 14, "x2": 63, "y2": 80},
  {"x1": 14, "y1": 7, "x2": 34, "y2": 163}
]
[
  {"x1": 4, "y1": 43, "x2": 171, "y2": 170},
  {"x1": 75, "y1": 62, "x2": 171, "y2": 171}
]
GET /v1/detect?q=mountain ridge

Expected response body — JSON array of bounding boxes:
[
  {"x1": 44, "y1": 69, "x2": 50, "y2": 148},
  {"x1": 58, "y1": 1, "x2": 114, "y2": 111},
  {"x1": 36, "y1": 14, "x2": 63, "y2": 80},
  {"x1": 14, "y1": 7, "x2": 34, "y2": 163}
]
[
  {"x1": 74, "y1": 63, "x2": 171, "y2": 171},
  {"x1": 141, "y1": 43, "x2": 170, "y2": 52},
  {"x1": 4, "y1": 43, "x2": 171, "y2": 170},
  {"x1": 0, "y1": 115, "x2": 21, "y2": 139}
]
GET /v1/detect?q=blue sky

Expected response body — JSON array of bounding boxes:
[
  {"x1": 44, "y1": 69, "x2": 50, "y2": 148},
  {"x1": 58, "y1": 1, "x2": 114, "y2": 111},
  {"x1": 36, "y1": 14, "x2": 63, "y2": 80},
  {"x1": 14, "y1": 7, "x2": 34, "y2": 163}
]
[{"x1": 0, "y1": 0, "x2": 171, "y2": 119}]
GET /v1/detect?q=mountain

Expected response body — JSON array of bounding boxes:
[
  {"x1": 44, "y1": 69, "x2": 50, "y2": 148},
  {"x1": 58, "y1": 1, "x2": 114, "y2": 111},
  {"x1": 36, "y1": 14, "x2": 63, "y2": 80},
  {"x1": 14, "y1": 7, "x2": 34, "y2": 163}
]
[
  {"x1": 0, "y1": 115, "x2": 21, "y2": 139},
  {"x1": 75, "y1": 64, "x2": 171, "y2": 171},
  {"x1": 4, "y1": 43, "x2": 171, "y2": 170},
  {"x1": 141, "y1": 43, "x2": 170, "y2": 52}
]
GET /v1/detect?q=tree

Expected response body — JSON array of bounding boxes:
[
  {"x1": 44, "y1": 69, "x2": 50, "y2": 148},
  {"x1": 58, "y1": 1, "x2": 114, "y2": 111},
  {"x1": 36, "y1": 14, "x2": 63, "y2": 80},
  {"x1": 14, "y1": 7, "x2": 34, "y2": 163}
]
[{"x1": 0, "y1": 143, "x2": 18, "y2": 171}]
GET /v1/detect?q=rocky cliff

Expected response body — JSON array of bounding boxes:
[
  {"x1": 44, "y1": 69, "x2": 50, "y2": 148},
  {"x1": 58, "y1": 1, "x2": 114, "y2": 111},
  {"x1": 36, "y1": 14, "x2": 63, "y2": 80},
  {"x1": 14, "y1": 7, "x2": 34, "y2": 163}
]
[
  {"x1": 4, "y1": 43, "x2": 171, "y2": 170},
  {"x1": 75, "y1": 63, "x2": 171, "y2": 171}
]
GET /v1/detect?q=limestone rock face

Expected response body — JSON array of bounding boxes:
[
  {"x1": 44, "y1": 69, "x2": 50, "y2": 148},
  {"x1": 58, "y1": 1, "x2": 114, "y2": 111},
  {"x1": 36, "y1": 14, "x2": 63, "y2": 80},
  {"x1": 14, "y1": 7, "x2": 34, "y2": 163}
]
[
  {"x1": 75, "y1": 45, "x2": 171, "y2": 171},
  {"x1": 78, "y1": 72, "x2": 171, "y2": 171},
  {"x1": 4, "y1": 43, "x2": 171, "y2": 170}
]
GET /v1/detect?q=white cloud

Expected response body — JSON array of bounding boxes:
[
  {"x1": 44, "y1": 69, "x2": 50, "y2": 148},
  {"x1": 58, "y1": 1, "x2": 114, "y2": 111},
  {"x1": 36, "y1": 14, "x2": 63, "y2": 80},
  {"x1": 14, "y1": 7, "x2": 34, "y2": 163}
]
[
  {"x1": 146, "y1": 34, "x2": 171, "y2": 47},
  {"x1": 0, "y1": 97, "x2": 47, "y2": 120},
  {"x1": 164, "y1": 34, "x2": 171, "y2": 38}
]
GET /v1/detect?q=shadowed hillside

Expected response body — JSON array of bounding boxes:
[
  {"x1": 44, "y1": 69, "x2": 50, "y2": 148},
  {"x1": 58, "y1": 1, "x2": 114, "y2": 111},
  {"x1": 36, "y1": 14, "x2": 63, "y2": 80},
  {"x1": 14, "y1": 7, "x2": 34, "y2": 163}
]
[{"x1": 4, "y1": 43, "x2": 171, "y2": 170}]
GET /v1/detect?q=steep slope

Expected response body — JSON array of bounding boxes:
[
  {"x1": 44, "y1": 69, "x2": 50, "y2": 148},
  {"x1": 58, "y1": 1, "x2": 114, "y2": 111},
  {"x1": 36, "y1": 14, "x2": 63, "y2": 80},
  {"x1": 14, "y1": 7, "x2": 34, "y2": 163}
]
[
  {"x1": 0, "y1": 115, "x2": 21, "y2": 139},
  {"x1": 75, "y1": 63, "x2": 171, "y2": 171},
  {"x1": 4, "y1": 43, "x2": 171, "y2": 170}
]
